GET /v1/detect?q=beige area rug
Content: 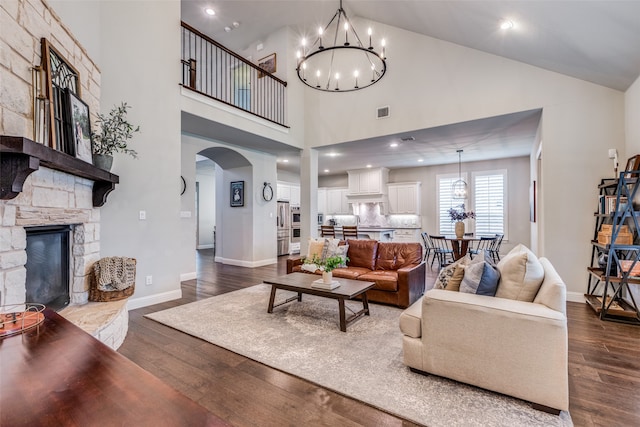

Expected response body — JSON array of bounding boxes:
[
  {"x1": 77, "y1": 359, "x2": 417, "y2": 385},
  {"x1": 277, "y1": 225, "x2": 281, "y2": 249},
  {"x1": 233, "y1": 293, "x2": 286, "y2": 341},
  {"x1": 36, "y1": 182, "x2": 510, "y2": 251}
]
[{"x1": 146, "y1": 284, "x2": 573, "y2": 427}]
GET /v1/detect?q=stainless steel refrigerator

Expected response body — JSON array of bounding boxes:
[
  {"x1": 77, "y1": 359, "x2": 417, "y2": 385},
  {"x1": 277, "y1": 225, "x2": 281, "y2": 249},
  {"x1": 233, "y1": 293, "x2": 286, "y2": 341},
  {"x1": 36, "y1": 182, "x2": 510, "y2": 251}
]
[{"x1": 277, "y1": 201, "x2": 290, "y2": 256}]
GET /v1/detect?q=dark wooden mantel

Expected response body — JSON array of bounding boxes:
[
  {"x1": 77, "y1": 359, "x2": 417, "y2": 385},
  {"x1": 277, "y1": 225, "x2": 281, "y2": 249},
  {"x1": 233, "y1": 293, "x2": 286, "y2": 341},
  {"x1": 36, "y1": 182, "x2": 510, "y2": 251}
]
[{"x1": 0, "y1": 136, "x2": 119, "y2": 207}]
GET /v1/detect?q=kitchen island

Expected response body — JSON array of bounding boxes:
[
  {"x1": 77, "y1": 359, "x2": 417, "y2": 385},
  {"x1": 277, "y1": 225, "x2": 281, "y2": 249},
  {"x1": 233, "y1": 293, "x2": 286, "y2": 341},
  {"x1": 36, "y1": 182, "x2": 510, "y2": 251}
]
[{"x1": 321, "y1": 226, "x2": 395, "y2": 242}]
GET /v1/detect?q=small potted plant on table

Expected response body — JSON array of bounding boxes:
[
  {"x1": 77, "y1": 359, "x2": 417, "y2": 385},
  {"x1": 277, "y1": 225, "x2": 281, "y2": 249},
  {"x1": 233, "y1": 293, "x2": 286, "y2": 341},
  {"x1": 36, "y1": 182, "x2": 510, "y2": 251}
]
[
  {"x1": 305, "y1": 254, "x2": 348, "y2": 284},
  {"x1": 91, "y1": 102, "x2": 140, "y2": 171},
  {"x1": 448, "y1": 204, "x2": 475, "y2": 238}
]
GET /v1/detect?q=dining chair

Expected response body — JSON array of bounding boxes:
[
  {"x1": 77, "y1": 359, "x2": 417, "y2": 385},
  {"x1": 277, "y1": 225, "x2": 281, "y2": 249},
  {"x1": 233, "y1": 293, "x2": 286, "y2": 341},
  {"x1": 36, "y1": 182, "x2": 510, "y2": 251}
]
[
  {"x1": 429, "y1": 235, "x2": 454, "y2": 269},
  {"x1": 320, "y1": 225, "x2": 336, "y2": 238},
  {"x1": 342, "y1": 225, "x2": 358, "y2": 240},
  {"x1": 489, "y1": 233, "x2": 504, "y2": 263},
  {"x1": 469, "y1": 236, "x2": 496, "y2": 259},
  {"x1": 421, "y1": 232, "x2": 434, "y2": 265}
]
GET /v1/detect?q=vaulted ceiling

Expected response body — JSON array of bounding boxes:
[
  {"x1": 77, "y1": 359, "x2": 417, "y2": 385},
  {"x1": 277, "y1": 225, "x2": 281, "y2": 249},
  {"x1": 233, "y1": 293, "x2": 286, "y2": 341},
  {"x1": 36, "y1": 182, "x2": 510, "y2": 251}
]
[{"x1": 182, "y1": 1, "x2": 640, "y2": 174}]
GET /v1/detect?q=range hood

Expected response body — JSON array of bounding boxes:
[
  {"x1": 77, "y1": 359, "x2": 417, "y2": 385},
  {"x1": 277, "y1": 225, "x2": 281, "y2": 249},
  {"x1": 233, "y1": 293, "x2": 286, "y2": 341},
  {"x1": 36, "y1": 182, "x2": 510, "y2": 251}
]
[
  {"x1": 346, "y1": 194, "x2": 390, "y2": 215},
  {"x1": 346, "y1": 193, "x2": 389, "y2": 204}
]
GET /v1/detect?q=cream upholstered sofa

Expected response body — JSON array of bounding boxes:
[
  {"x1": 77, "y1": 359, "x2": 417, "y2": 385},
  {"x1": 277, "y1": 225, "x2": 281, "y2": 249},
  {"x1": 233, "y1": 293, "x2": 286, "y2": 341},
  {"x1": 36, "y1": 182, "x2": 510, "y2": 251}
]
[{"x1": 399, "y1": 247, "x2": 568, "y2": 414}]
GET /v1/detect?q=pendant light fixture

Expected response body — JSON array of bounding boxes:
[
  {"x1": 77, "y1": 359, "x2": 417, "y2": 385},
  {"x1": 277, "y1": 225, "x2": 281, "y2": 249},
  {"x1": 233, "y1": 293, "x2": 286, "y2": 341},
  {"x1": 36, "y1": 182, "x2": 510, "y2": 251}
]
[
  {"x1": 295, "y1": 0, "x2": 387, "y2": 92},
  {"x1": 452, "y1": 149, "x2": 468, "y2": 199}
]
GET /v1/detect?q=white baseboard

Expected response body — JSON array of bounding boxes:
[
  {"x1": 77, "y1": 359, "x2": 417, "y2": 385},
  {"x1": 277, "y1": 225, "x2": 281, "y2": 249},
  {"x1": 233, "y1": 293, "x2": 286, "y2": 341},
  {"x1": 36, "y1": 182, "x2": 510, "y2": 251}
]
[
  {"x1": 214, "y1": 256, "x2": 277, "y2": 268},
  {"x1": 127, "y1": 289, "x2": 182, "y2": 310},
  {"x1": 197, "y1": 244, "x2": 214, "y2": 249},
  {"x1": 180, "y1": 272, "x2": 197, "y2": 281},
  {"x1": 566, "y1": 291, "x2": 585, "y2": 303}
]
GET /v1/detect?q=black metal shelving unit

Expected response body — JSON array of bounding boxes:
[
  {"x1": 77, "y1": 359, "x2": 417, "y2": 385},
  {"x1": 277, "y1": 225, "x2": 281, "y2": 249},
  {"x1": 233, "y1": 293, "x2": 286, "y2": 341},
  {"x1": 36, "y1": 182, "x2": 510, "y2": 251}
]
[{"x1": 586, "y1": 174, "x2": 640, "y2": 324}]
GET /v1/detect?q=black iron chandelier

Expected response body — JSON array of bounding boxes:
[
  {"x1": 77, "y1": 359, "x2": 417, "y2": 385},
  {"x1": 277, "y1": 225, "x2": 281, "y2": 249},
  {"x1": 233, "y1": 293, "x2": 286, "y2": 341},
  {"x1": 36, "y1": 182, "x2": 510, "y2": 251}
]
[{"x1": 295, "y1": 0, "x2": 387, "y2": 92}]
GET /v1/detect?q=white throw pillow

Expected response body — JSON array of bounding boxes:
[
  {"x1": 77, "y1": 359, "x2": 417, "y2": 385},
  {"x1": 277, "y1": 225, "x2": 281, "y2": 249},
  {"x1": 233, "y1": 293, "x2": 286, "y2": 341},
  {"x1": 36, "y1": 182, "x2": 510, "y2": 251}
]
[{"x1": 496, "y1": 244, "x2": 545, "y2": 302}]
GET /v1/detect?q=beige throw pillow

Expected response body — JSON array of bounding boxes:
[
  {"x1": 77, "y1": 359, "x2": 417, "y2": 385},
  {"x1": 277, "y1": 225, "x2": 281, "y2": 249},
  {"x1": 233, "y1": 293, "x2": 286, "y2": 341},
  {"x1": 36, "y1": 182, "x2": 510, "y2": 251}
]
[
  {"x1": 496, "y1": 244, "x2": 545, "y2": 302},
  {"x1": 433, "y1": 254, "x2": 472, "y2": 289},
  {"x1": 445, "y1": 265, "x2": 465, "y2": 291},
  {"x1": 307, "y1": 238, "x2": 325, "y2": 260}
]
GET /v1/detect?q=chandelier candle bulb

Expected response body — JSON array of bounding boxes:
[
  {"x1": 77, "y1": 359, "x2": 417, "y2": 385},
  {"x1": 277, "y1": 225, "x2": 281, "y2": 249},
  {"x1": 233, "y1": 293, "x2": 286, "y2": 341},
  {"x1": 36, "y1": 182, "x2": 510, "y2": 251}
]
[
  {"x1": 368, "y1": 27, "x2": 373, "y2": 49},
  {"x1": 381, "y1": 39, "x2": 386, "y2": 59},
  {"x1": 319, "y1": 27, "x2": 324, "y2": 49},
  {"x1": 354, "y1": 70, "x2": 359, "y2": 88},
  {"x1": 344, "y1": 22, "x2": 350, "y2": 45},
  {"x1": 316, "y1": 70, "x2": 321, "y2": 87},
  {"x1": 335, "y1": 72, "x2": 340, "y2": 90}
]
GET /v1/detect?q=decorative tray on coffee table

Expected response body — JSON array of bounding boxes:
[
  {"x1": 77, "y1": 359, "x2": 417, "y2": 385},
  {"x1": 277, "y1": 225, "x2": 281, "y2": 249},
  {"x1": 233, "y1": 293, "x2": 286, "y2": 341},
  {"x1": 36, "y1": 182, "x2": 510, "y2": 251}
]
[{"x1": 0, "y1": 303, "x2": 46, "y2": 338}]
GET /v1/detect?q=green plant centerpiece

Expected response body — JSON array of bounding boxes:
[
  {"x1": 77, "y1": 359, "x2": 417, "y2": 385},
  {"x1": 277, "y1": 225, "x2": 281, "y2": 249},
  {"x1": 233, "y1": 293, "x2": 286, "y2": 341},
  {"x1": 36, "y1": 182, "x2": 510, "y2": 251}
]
[
  {"x1": 91, "y1": 102, "x2": 140, "y2": 171},
  {"x1": 304, "y1": 254, "x2": 349, "y2": 284}
]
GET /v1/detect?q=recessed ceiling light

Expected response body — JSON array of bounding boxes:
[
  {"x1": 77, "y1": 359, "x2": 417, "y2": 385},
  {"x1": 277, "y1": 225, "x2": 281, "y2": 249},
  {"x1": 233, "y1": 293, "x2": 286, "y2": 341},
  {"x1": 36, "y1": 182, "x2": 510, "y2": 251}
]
[
  {"x1": 232, "y1": 21, "x2": 240, "y2": 28},
  {"x1": 282, "y1": 159, "x2": 289, "y2": 163},
  {"x1": 390, "y1": 142, "x2": 398, "y2": 148},
  {"x1": 366, "y1": 164, "x2": 372, "y2": 168},
  {"x1": 418, "y1": 158, "x2": 424, "y2": 163},
  {"x1": 324, "y1": 169, "x2": 330, "y2": 173},
  {"x1": 205, "y1": 8, "x2": 215, "y2": 16},
  {"x1": 500, "y1": 19, "x2": 514, "y2": 30},
  {"x1": 224, "y1": 26, "x2": 232, "y2": 32},
  {"x1": 327, "y1": 152, "x2": 339, "y2": 157}
]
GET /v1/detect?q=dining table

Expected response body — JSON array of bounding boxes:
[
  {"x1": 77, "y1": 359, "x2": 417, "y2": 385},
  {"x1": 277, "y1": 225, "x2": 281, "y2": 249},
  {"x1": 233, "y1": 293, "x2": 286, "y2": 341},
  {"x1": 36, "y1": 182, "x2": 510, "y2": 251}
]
[{"x1": 442, "y1": 235, "x2": 482, "y2": 260}]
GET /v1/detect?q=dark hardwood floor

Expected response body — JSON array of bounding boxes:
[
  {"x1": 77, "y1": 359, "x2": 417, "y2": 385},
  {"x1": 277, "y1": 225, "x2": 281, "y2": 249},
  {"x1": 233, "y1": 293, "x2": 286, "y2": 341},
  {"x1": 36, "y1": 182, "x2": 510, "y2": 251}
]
[{"x1": 118, "y1": 250, "x2": 640, "y2": 426}]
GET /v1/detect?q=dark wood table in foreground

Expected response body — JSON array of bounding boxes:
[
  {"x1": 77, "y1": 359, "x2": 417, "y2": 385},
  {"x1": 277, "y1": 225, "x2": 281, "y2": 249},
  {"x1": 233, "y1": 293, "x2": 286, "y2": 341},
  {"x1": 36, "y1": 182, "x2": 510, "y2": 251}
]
[
  {"x1": 0, "y1": 308, "x2": 228, "y2": 427},
  {"x1": 265, "y1": 272, "x2": 375, "y2": 332}
]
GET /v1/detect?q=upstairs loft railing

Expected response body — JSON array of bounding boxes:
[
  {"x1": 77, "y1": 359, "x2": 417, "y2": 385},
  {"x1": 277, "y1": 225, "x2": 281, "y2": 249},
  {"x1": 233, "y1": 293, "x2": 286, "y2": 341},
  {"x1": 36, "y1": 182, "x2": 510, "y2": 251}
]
[{"x1": 181, "y1": 22, "x2": 288, "y2": 127}]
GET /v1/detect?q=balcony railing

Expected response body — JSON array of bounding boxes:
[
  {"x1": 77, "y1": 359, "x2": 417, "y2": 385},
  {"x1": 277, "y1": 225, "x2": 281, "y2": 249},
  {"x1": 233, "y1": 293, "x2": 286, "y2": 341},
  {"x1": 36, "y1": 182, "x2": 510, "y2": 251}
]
[{"x1": 181, "y1": 22, "x2": 288, "y2": 127}]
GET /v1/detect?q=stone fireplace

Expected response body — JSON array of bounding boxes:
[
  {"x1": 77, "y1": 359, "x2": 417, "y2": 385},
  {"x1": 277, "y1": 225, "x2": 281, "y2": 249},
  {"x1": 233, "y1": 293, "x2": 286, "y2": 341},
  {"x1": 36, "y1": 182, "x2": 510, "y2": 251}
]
[{"x1": 0, "y1": 166, "x2": 100, "y2": 308}]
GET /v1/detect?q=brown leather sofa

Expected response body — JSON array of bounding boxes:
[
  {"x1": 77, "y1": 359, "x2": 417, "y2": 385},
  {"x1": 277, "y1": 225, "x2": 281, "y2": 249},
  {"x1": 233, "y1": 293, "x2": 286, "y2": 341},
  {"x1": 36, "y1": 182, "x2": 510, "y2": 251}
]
[{"x1": 286, "y1": 239, "x2": 425, "y2": 308}]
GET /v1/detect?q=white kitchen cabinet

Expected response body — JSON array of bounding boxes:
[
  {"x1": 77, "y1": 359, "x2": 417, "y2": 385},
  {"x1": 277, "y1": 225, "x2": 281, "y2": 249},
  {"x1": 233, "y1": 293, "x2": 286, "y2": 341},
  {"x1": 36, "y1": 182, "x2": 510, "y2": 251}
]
[
  {"x1": 347, "y1": 168, "x2": 389, "y2": 195},
  {"x1": 388, "y1": 182, "x2": 421, "y2": 214},
  {"x1": 393, "y1": 229, "x2": 421, "y2": 243},
  {"x1": 277, "y1": 182, "x2": 300, "y2": 206},
  {"x1": 326, "y1": 187, "x2": 350, "y2": 214},
  {"x1": 318, "y1": 188, "x2": 327, "y2": 213},
  {"x1": 277, "y1": 182, "x2": 291, "y2": 201},
  {"x1": 290, "y1": 184, "x2": 300, "y2": 206}
]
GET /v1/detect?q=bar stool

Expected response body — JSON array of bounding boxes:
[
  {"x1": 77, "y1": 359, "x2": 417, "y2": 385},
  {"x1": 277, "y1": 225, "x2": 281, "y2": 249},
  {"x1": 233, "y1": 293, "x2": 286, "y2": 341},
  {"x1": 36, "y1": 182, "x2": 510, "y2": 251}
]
[
  {"x1": 342, "y1": 226, "x2": 358, "y2": 240},
  {"x1": 320, "y1": 225, "x2": 336, "y2": 238}
]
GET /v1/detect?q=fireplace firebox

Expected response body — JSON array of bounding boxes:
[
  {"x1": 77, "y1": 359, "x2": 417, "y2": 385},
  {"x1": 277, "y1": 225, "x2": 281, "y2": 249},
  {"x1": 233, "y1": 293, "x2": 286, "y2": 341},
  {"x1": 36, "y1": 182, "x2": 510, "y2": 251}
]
[{"x1": 25, "y1": 225, "x2": 72, "y2": 311}]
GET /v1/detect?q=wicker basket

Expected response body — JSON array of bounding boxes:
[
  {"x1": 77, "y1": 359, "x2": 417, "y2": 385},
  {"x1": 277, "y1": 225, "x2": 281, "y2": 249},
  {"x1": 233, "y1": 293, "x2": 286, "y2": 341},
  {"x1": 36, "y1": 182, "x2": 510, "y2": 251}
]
[{"x1": 89, "y1": 258, "x2": 136, "y2": 302}]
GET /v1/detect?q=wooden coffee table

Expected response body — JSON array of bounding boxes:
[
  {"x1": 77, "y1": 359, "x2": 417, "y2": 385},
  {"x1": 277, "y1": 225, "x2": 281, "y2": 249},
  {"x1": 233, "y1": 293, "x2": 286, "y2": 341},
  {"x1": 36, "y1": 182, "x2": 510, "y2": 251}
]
[{"x1": 265, "y1": 273, "x2": 375, "y2": 332}]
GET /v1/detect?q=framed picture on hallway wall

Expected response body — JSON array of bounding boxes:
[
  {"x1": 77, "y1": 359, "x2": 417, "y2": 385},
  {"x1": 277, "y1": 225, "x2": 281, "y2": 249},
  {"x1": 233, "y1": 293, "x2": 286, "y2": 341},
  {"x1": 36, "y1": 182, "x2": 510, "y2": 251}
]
[
  {"x1": 257, "y1": 53, "x2": 276, "y2": 78},
  {"x1": 230, "y1": 181, "x2": 244, "y2": 207}
]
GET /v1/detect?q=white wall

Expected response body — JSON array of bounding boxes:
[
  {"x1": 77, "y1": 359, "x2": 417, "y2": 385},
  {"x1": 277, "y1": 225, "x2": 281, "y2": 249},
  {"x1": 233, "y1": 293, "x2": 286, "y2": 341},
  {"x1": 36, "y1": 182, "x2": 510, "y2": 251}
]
[
  {"x1": 625, "y1": 75, "x2": 640, "y2": 304},
  {"x1": 48, "y1": 0, "x2": 101, "y2": 62},
  {"x1": 181, "y1": 134, "x2": 278, "y2": 273},
  {"x1": 97, "y1": 1, "x2": 183, "y2": 309},
  {"x1": 196, "y1": 160, "x2": 216, "y2": 248}
]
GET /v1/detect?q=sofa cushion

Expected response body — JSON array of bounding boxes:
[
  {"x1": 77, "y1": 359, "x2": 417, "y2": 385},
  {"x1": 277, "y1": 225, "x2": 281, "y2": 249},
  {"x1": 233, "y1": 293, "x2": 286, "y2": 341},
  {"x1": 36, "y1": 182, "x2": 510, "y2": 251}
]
[
  {"x1": 358, "y1": 270, "x2": 399, "y2": 291},
  {"x1": 347, "y1": 239, "x2": 378, "y2": 270},
  {"x1": 321, "y1": 238, "x2": 341, "y2": 260},
  {"x1": 375, "y1": 242, "x2": 422, "y2": 270},
  {"x1": 496, "y1": 244, "x2": 545, "y2": 302},
  {"x1": 460, "y1": 260, "x2": 501, "y2": 296},
  {"x1": 399, "y1": 297, "x2": 422, "y2": 338},
  {"x1": 533, "y1": 258, "x2": 567, "y2": 315},
  {"x1": 332, "y1": 267, "x2": 371, "y2": 280},
  {"x1": 335, "y1": 244, "x2": 349, "y2": 267},
  {"x1": 445, "y1": 265, "x2": 466, "y2": 292},
  {"x1": 434, "y1": 255, "x2": 471, "y2": 289},
  {"x1": 306, "y1": 238, "x2": 325, "y2": 260}
]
